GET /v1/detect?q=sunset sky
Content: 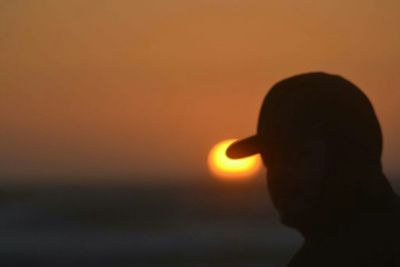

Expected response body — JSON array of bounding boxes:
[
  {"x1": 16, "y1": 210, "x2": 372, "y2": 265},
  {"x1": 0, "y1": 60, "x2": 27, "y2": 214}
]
[{"x1": 1, "y1": 0, "x2": 400, "y2": 183}]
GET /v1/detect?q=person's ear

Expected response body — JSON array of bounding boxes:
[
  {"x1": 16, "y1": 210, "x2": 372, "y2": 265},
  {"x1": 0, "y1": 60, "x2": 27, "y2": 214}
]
[{"x1": 308, "y1": 132, "x2": 327, "y2": 174}]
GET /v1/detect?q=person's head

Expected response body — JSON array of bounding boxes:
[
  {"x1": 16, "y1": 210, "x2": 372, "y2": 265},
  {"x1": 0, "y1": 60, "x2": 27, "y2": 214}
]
[{"x1": 227, "y1": 72, "x2": 394, "y2": 232}]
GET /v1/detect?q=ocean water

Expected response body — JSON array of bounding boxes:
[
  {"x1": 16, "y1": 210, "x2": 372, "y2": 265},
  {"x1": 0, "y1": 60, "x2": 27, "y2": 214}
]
[{"x1": 2, "y1": 177, "x2": 398, "y2": 266}]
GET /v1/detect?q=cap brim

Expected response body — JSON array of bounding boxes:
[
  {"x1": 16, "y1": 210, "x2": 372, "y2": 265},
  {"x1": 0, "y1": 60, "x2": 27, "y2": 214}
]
[{"x1": 226, "y1": 135, "x2": 260, "y2": 159}]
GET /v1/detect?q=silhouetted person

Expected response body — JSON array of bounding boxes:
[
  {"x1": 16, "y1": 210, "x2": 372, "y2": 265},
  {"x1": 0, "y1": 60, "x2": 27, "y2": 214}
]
[{"x1": 227, "y1": 72, "x2": 400, "y2": 266}]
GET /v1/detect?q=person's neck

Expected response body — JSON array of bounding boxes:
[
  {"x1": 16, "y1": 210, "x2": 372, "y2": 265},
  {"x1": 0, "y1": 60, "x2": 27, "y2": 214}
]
[{"x1": 298, "y1": 170, "x2": 396, "y2": 239}]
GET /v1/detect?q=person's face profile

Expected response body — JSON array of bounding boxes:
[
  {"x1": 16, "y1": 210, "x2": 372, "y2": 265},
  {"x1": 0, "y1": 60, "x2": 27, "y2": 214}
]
[{"x1": 259, "y1": 131, "x2": 327, "y2": 226}]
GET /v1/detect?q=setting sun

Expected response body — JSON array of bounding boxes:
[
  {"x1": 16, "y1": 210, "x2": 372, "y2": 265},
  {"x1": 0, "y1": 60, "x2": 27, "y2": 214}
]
[{"x1": 208, "y1": 139, "x2": 262, "y2": 181}]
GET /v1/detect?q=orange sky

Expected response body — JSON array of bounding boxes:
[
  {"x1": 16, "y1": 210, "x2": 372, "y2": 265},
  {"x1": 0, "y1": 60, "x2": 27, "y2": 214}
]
[{"x1": 1, "y1": 0, "x2": 400, "y2": 183}]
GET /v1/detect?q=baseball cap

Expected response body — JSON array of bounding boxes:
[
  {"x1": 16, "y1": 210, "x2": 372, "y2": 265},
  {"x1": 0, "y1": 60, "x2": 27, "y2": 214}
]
[
  {"x1": 226, "y1": 136, "x2": 260, "y2": 159},
  {"x1": 225, "y1": 72, "x2": 383, "y2": 160}
]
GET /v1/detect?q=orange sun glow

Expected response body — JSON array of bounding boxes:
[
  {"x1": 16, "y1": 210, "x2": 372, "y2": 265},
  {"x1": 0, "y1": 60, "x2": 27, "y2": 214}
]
[{"x1": 208, "y1": 139, "x2": 262, "y2": 181}]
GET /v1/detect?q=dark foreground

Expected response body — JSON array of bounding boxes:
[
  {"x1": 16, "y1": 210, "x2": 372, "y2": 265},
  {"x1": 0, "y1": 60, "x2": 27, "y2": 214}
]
[{"x1": 1, "y1": 177, "x2": 398, "y2": 266}]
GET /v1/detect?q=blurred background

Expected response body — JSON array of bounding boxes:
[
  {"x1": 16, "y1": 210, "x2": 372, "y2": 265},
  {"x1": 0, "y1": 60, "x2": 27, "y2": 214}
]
[{"x1": 0, "y1": 0, "x2": 400, "y2": 266}]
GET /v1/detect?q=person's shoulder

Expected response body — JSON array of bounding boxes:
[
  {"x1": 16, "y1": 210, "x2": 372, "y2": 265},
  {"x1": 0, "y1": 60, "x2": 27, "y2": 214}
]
[{"x1": 362, "y1": 195, "x2": 400, "y2": 252}]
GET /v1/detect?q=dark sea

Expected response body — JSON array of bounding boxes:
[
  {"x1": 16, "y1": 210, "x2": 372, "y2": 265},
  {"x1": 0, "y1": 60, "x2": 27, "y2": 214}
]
[{"x1": 0, "y1": 178, "x2": 398, "y2": 266}]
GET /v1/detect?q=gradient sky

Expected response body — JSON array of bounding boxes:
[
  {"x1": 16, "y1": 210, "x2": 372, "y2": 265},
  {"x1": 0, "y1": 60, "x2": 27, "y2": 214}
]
[{"x1": 1, "y1": 0, "x2": 400, "y2": 183}]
